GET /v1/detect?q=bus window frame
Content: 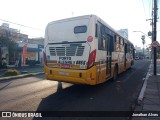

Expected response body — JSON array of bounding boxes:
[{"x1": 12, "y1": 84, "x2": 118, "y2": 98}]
[
  {"x1": 98, "y1": 22, "x2": 114, "y2": 52},
  {"x1": 74, "y1": 25, "x2": 87, "y2": 34}
]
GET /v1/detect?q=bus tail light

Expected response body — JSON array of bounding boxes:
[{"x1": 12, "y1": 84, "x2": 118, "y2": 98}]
[
  {"x1": 87, "y1": 36, "x2": 93, "y2": 42},
  {"x1": 87, "y1": 49, "x2": 96, "y2": 68},
  {"x1": 90, "y1": 73, "x2": 94, "y2": 80},
  {"x1": 43, "y1": 51, "x2": 47, "y2": 65}
]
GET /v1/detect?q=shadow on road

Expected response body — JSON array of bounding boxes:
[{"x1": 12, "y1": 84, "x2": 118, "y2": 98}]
[
  {"x1": 34, "y1": 68, "x2": 136, "y2": 112},
  {"x1": 0, "y1": 81, "x2": 12, "y2": 91},
  {"x1": 33, "y1": 60, "x2": 150, "y2": 119},
  {"x1": 33, "y1": 79, "x2": 129, "y2": 120},
  {"x1": 32, "y1": 74, "x2": 45, "y2": 80},
  {"x1": 35, "y1": 80, "x2": 112, "y2": 111}
]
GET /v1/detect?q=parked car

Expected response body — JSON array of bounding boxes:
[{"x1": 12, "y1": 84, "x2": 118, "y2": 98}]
[{"x1": 135, "y1": 56, "x2": 139, "y2": 60}]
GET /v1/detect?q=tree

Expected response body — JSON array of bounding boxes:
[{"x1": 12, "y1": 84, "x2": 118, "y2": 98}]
[{"x1": 0, "y1": 37, "x2": 18, "y2": 66}]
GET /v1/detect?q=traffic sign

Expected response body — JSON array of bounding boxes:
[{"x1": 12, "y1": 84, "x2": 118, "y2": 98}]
[{"x1": 151, "y1": 41, "x2": 160, "y2": 47}]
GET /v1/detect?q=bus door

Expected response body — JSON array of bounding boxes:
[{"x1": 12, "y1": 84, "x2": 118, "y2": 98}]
[
  {"x1": 103, "y1": 34, "x2": 112, "y2": 77},
  {"x1": 124, "y1": 43, "x2": 127, "y2": 70}
]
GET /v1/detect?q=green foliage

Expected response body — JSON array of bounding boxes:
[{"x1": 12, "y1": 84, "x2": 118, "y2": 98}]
[
  {"x1": 0, "y1": 36, "x2": 18, "y2": 48},
  {"x1": 0, "y1": 37, "x2": 18, "y2": 64},
  {"x1": 4, "y1": 69, "x2": 20, "y2": 76}
]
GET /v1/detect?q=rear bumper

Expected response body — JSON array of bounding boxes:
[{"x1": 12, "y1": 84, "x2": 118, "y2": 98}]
[{"x1": 44, "y1": 65, "x2": 97, "y2": 85}]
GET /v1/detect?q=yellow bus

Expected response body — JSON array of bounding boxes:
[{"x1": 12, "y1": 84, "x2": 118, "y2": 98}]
[{"x1": 44, "y1": 15, "x2": 134, "y2": 85}]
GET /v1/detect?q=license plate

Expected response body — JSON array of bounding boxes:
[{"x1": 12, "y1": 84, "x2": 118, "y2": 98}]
[
  {"x1": 59, "y1": 71, "x2": 69, "y2": 76},
  {"x1": 61, "y1": 64, "x2": 70, "y2": 68}
]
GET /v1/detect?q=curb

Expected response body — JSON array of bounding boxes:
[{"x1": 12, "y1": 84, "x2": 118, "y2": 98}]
[
  {"x1": 0, "y1": 69, "x2": 7, "y2": 72},
  {"x1": 137, "y1": 61, "x2": 152, "y2": 104},
  {"x1": 0, "y1": 72, "x2": 44, "y2": 81}
]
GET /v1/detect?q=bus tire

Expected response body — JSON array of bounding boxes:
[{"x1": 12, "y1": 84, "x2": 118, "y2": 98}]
[{"x1": 112, "y1": 66, "x2": 118, "y2": 81}]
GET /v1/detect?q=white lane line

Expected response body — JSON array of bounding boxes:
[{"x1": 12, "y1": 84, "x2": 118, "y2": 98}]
[{"x1": 138, "y1": 62, "x2": 151, "y2": 104}]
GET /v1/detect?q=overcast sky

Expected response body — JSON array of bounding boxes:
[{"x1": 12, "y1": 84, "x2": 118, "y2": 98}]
[{"x1": 0, "y1": 0, "x2": 159, "y2": 48}]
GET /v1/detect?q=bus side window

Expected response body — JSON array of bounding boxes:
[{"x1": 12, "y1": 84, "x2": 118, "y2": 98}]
[
  {"x1": 102, "y1": 35, "x2": 106, "y2": 49},
  {"x1": 122, "y1": 39, "x2": 125, "y2": 51},
  {"x1": 113, "y1": 35, "x2": 117, "y2": 51},
  {"x1": 120, "y1": 38, "x2": 123, "y2": 45},
  {"x1": 116, "y1": 36, "x2": 119, "y2": 43},
  {"x1": 109, "y1": 35, "x2": 114, "y2": 52},
  {"x1": 119, "y1": 37, "x2": 121, "y2": 44},
  {"x1": 127, "y1": 43, "x2": 130, "y2": 52},
  {"x1": 125, "y1": 43, "x2": 127, "y2": 53},
  {"x1": 98, "y1": 23, "x2": 106, "y2": 50},
  {"x1": 95, "y1": 23, "x2": 98, "y2": 37},
  {"x1": 130, "y1": 44, "x2": 133, "y2": 53},
  {"x1": 115, "y1": 35, "x2": 119, "y2": 51},
  {"x1": 98, "y1": 35, "x2": 106, "y2": 49},
  {"x1": 97, "y1": 22, "x2": 102, "y2": 50}
]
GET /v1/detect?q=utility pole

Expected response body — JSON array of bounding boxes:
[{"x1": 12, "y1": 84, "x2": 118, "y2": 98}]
[{"x1": 153, "y1": 0, "x2": 157, "y2": 75}]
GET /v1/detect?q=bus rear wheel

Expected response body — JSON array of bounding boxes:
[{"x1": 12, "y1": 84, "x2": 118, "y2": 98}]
[{"x1": 112, "y1": 66, "x2": 118, "y2": 81}]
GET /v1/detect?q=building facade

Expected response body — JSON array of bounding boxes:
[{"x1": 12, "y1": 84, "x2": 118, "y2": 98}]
[
  {"x1": 0, "y1": 23, "x2": 28, "y2": 42},
  {"x1": 0, "y1": 23, "x2": 44, "y2": 67},
  {"x1": 28, "y1": 37, "x2": 44, "y2": 45}
]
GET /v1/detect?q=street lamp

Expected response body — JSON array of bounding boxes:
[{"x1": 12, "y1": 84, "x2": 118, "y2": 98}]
[{"x1": 133, "y1": 31, "x2": 152, "y2": 40}]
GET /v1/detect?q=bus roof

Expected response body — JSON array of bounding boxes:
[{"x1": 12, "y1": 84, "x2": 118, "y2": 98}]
[
  {"x1": 46, "y1": 14, "x2": 133, "y2": 45},
  {"x1": 47, "y1": 15, "x2": 93, "y2": 25}
]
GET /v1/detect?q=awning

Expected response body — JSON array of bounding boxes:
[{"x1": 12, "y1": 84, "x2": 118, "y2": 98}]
[{"x1": 16, "y1": 47, "x2": 42, "y2": 52}]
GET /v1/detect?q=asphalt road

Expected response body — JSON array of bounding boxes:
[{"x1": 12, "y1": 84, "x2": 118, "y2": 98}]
[{"x1": 0, "y1": 59, "x2": 150, "y2": 120}]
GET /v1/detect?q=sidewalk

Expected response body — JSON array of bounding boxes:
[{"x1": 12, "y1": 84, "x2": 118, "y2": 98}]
[
  {"x1": 0, "y1": 65, "x2": 44, "y2": 73},
  {"x1": 0, "y1": 65, "x2": 44, "y2": 81},
  {"x1": 132, "y1": 59, "x2": 160, "y2": 120}
]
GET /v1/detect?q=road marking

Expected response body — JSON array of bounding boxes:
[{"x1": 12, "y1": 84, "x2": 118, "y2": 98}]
[{"x1": 138, "y1": 62, "x2": 151, "y2": 104}]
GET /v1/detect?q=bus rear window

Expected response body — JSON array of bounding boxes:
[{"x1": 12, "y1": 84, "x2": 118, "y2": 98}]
[{"x1": 74, "y1": 26, "x2": 87, "y2": 34}]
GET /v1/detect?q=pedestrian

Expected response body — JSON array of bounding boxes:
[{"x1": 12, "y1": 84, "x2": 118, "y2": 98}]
[{"x1": 2, "y1": 58, "x2": 7, "y2": 68}]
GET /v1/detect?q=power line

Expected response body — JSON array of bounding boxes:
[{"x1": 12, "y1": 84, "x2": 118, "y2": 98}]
[
  {"x1": 142, "y1": 0, "x2": 147, "y2": 20},
  {"x1": 0, "y1": 18, "x2": 43, "y2": 31},
  {"x1": 148, "y1": 0, "x2": 152, "y2": 18}
]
